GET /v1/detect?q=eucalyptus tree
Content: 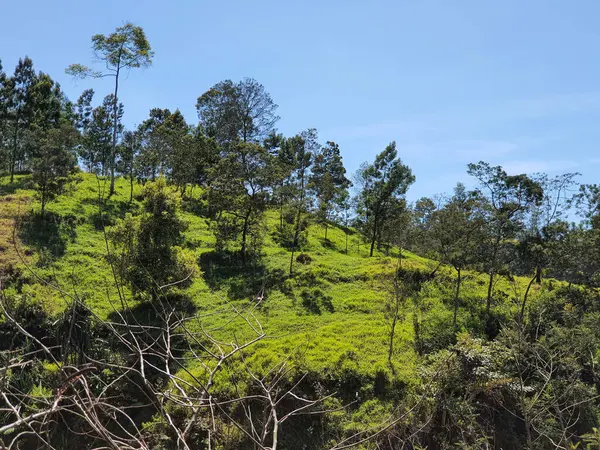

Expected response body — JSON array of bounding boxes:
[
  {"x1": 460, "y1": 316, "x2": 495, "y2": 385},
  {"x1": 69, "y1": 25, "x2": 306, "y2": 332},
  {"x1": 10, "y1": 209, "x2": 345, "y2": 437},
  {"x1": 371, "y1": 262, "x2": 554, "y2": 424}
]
[
  {"x1": 118, "y1": 130, "x2": 141, "y2": 202},
  {"x1": 467, "y1": 162, "x2": 543, "y2": 315},
  {"x1": 429, "y1": 184, "x2": 487, "y2": 328},
  {"x1": 309, "y1": 141, "x2": 351, "y2": 239},
  {"x1": 515, "y1": 173, "x2": 579, "y2": 320},
  {"x1": 355, "y1": 142, "x2": 415, "y2": 257},
  {"x1": 287, "y1": 129, "x2": 317, "y2": 275},
  {"x1": 6, "y1": 57, "x2": 36, "y2": 182},
  {"x1": 0, "y1": 60, "x2": 9, "y2": 174},
  {"x1": 196, "y1": 78, "x2": 279, "y2": 146},
  {"x1": 66, "y1": 23, "x2": 154, "y2": 195},
  {"x1": 208, "y1": 142, "x2": 273, "y2": 259}
]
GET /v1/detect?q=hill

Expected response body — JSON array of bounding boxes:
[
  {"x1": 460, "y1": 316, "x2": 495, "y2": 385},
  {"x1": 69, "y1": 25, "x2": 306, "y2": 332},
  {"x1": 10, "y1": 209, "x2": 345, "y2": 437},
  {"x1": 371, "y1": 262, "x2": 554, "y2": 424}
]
[{"x1": 2, "y1": 172, "x2": 586, "y2": 449}]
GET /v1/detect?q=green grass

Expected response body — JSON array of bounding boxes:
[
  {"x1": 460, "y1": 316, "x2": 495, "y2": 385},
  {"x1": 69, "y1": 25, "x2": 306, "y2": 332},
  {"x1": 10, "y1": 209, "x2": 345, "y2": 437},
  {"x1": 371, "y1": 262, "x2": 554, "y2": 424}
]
[{"x1": 0, "y1": 172, "x2": 548, "y2": 400}]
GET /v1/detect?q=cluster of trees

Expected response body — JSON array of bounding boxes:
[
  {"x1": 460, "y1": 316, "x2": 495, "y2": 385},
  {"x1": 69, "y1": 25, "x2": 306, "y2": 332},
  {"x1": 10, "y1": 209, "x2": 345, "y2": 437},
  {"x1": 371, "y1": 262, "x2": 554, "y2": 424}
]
[
  {"x1": 2, "y1": 23, "x2": 600, "y2": 309},
  {"x1": 3, "y1": 22, "x2": 600, "y2": 450},
  {"x1": 0, "y1": 23, "x2": 416, "y2": 274},
  {"x1": 400, "y1": 164, "x2": 600, "y2": 332}
]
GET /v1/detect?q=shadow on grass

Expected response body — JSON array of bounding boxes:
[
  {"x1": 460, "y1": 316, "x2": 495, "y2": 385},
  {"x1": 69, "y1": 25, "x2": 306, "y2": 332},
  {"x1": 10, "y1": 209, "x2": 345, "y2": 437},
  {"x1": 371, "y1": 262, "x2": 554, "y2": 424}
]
[
  {"x1": 181, "y1": 195, "x2": 210, "y2": 217},
  {"x1": 199, "y1": 250, "x2": 286, "y2": 300},
  {"x1": 319, "y1": 237, "x2": 338, "y2": 251},
  {"x1": 79, "y1": 197, "x2": 139, "y2": 229},
  {"x1": 0, "y1": 181, "x2": 24, "y2": 196},
  {"x1": 107, "y1": 292, "x2": 198, "y2": 329},
  {"x1": 18, "y1": 211, "x2": 77, "y2": 262}
]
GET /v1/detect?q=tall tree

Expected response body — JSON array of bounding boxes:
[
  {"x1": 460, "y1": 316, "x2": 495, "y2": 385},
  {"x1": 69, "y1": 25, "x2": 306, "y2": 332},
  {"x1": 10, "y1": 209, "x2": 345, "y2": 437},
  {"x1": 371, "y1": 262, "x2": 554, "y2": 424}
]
[
  {"x1": 287, "y1": 129, "x2": 316, "y2": 275},
  {"x1": 118, "y1": 130, "x2": 141, "y2": 203},
  {"x1": 309, "y1": 141, "x2": 351, "y2": 239},
  {"x1": 0, "y1": 60, "x2": 8, "y2": 174},
  {"x1": 467, "y1": 161, "x2": 543, "y2": 315},
  {"x1": 429, "y1": 184, "x2": 487, "y2": 328},
  {"x1": 196, "y1": 78, "x2": 279, "y2": 145},
  {"x1": 208, "y1": 142, "x2": 273, "y2": 259},
  {"x1": 83, "y1": 101, "x2": 112, "y2": 174},
  {"x1": 136, "y1": 108, "x2": 178, "y2": 181},
  {"x1": 355, "y1": 142, "x2": 415, "y2": 257},
  {"x1": 6, "y1": 57, "x2": 36, "y2": 182},
  {"x1": 66, "y1": 23, "x2": 153, "y2": 195}
]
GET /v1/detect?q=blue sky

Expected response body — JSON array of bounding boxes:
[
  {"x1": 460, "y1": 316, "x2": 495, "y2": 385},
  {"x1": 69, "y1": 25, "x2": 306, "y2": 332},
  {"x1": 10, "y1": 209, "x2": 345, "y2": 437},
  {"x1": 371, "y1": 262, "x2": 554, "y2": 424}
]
[{"x1": 1, "y1": 0, "x2": 599, "y2": 200}]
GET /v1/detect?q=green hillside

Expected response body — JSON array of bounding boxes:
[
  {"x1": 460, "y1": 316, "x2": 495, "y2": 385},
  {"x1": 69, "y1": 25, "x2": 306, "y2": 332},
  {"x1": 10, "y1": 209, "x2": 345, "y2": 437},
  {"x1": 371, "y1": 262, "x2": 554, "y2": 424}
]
[{"x1": 3, "y1": 172, "x2": 581, "y2": 449}]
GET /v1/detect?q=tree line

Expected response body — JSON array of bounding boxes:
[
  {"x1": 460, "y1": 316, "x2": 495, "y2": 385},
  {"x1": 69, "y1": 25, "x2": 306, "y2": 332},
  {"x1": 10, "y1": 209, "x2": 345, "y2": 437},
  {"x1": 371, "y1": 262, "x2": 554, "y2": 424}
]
[
  {"x1": 3, "y1": 22, "x2": 600, "y2": 449},
  {"x1": 1, "y1": 23, "x2": 600, "y2": 322}
]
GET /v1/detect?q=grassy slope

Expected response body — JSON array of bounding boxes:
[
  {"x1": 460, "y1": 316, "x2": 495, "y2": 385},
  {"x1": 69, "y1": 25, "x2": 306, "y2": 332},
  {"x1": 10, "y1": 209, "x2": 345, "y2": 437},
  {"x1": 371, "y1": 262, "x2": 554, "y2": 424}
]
[{"x1": 0, "y1": 173, "x2": 546, "y2": 419}]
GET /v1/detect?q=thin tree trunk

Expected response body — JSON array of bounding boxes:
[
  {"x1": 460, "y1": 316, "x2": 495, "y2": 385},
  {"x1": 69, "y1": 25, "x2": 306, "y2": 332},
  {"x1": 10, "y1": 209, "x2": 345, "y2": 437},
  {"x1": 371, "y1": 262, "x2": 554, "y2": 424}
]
[
  {"x1": 129, "y1": 174, "x2": 134, "y2": 203},
  {"x1": 345, "y1": 231, "x2": 348, "y2": 255},
  {"x1": 109, "y1": 66, "x2": 120, "y2": 196},
  {"x1": 388, "y1": 287, "x2": 399, "y2": 363},
  {"x1": 486, "y1": 271, "x2": 494, "y2": 315},
  {"x1": 519, "y1": 273, "x2": 537, "y2": 323},
  {"x1": 324, "y1": 223, "x2": 328, "y2": 239},
  {"x1": 241, "y1": 206, "x2": 252, "y2": 259},
  {"x1": 289, "y1": 248, "x2": 295, "y2": 276},
  {"x1": 10, "y1": 123, "x2": 19, "y2": 183},
  {"x1": 369, "y1": 218, "x2": 378, "y2": 257},
  {"x1": 453, "y1": 267, "x2": 462, "y2": 330}
]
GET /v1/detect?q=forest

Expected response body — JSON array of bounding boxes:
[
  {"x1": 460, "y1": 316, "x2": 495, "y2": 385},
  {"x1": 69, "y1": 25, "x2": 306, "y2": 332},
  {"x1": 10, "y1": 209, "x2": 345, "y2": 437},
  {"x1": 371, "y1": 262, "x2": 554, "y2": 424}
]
[{"x1": 1, "y1": 23, "x2": 600, "y2": 450}]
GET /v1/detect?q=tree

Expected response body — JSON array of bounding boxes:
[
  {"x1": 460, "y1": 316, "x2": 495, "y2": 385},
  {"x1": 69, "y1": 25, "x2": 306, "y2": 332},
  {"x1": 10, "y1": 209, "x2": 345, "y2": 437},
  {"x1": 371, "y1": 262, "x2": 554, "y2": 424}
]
[
  {"x1": 429, "y1": 184, "x2": 487, "y2": 328},
  {"x1": 0, "y1": 59, "x2": 8, "y2": 174},
  {"x1": 196, "y1": 78, "x2": 279, "y2": 145},
  {"x1": 355, "y1": 142, "x2": 415, "y2": 257},
  {"x1": 108, "y1": 178, "x2": 196, "y2": 299},
  {"x1": 82, "y1": 99, "x2": 113, "y2": 174},
  {"x1": 515, "y1": 173, "x2": 578, "y2": 321},
  {"x1": 309, "y1": 141, "x2": 351, "y2": 239},
  {"x1": 73, "y1": 89, "x2": 95, "y2": 170},
  {"x1": 208, "y1": 142, "x2": 273, "y2": 259},
  {"x1": 135, "y1": 108, "x2": 184, "y2": 181},
  {"x1": 286, "y1": 129, "x2": 316, "y2": 275},
  {"x1": 30, "y1": 120, "x2": 78, "y2": 216},
  {"x1": 66, "y1": 23, "x2": 153, "y2": 195},
  {"x1": 118, "y1": 130, "x2": 140, "y2": 203},
  {"x1": 467, "y1": 161, "x2": 543, "y2": 315},
  {"x1": 6, "y1": 57, "x2": 36, "y2": 182}
]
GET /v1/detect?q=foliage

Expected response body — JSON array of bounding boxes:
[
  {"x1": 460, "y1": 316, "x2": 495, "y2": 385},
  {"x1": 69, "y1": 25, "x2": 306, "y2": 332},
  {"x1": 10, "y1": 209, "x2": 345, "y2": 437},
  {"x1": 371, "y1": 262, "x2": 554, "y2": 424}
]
[{"x1": 108, "y1": 178, "x2": 197, "y2": 299}]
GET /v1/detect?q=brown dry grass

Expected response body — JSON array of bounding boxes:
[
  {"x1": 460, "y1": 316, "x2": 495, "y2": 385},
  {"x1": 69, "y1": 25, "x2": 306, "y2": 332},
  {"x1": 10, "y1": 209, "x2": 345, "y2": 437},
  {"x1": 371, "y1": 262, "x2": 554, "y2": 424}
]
[{"x1": 0, "y1": 194, "x2": 31, "y2": 279}]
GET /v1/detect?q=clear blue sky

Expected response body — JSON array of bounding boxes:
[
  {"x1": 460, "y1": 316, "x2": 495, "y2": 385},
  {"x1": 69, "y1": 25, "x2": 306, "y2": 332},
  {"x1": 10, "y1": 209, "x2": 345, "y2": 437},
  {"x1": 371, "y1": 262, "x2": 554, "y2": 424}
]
[{"x1": 2, "y1": 0, "x2": 599, "y2": 200}]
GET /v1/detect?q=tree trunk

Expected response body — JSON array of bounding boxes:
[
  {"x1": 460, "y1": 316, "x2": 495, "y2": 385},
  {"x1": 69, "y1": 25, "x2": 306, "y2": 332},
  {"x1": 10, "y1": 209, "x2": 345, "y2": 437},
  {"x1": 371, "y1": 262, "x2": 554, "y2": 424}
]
[
  {"x1": 453, "y1": 266, "x2": 461, "y2": 330},
  {"x1": 345, "y1": 231, "x2": 348, "y2": 255},
  {"x1": 369, "y1": 218, "x2": 378, "y2": 257},
  {"x1": 129, "y1": 174, "x2": 134, "y2": 203},
  {"x1": 324, "y1": 223, "x2": 328, "y2": 240},
  {"x1": 388, "y1": 284, "x2": 399, "y2": 364},
  {"x1": 388, "y1": 313, "x2": 398, "y2": 363},
  {"x1": 413, "y1": 313, "x2": 422, "y2": 356},
  {"x1": 519, "y1": 274, "x2": 537, "y2": 323},
  {"x1": 289, "y1": 248, "x2": 295, "y2": 276},
  {"x1": 109, "y1": 66, "x2": 120, "y2": 196},
  {"x1": 486, "y1": 271, "x2": 494, "y2": 315},
  {"x1": 535, "y1": 265, "x2": 542, "y2": 284},
  {"x1": 241, "y1": 206, "x2": 252, "y2": 260},
  {"x1": 10, "y1": 124, "x2": 19, "y2": 184}
]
